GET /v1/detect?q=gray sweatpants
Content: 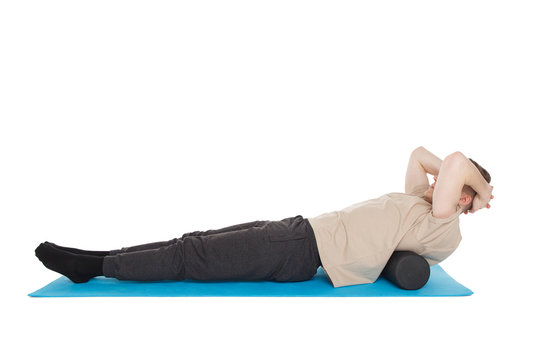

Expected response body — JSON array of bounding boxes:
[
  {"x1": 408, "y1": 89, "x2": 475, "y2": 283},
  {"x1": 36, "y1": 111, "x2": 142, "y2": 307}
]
[{"x1": 102, "y1": 215, "x2": 322, "y2": 282}]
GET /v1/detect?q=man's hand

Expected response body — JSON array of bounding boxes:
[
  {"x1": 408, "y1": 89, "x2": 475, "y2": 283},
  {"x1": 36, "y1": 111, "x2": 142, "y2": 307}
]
[{"x1": 465, "y1": 185, "x2": 494, "y2": 214}]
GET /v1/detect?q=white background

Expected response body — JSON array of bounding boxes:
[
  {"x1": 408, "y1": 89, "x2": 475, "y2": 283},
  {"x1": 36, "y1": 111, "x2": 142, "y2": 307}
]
[{"x1": 1, "y1": 1, "x2": 538, "y2": 359}]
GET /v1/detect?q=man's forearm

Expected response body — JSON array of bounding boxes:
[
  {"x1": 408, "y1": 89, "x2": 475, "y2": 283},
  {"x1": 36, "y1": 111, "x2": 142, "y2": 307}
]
[
  {"x1": 413, "y1": 146, "x2": 443, "y2": 176},
  {"x1": 462, "y1": 155, "x2": 491, "y2": 198}
]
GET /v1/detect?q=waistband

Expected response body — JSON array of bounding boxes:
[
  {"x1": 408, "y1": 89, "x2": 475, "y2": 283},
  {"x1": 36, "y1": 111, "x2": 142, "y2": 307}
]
[{"x1": 303, "y1": 217, "x2": 322, "y2": 268}]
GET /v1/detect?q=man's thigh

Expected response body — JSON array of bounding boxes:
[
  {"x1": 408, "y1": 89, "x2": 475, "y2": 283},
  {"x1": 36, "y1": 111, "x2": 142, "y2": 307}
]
[
  {"x1": 182, "y1": 215, "x2": 317, "y2": 282},
  {"x1": 181, "y1": 219, "x2": 271, "y2": 238},
  {"x1": 182, "y1": 225, "x2": 274, "y2": 281}
]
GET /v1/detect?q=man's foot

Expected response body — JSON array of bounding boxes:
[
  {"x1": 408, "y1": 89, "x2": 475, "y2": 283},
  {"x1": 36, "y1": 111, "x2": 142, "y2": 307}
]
[
  {"x1": 35, "y1": 243, "x2": 104, "y2": 283},
  {"x1": 44, "y1": 241, "x2": 110, "y2": 257}
]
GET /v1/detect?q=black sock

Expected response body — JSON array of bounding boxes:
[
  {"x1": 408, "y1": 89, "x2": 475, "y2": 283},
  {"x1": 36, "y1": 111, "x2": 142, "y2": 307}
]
[
  {"x1": 44, "y1": 241, "x2": 110, "y2": 257},
  {"x1": 35, "y1": 243, "x2": 104, "y2": 283}
]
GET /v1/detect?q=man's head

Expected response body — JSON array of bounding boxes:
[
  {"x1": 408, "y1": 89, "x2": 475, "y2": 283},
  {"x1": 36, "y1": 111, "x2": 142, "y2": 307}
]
[{"x1": 423, "y1": 158, "x2": 492, "y2": 212}]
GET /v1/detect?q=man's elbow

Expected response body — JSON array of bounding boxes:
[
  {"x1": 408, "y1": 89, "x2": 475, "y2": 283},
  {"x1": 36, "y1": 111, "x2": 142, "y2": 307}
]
[
  {"x1": 411, "y1": 146, "x2": 427, "y2": 157},
  {"x1": 439, "y1": 152, "x2": 470, "y2": 185},
  {"x1": 443, "y1": 151, "x2": 467, "y2": 163}
]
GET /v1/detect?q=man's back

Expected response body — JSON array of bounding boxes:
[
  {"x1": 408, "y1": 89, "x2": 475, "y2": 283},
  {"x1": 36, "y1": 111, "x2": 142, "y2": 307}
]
[{"x1": 308, "y1": 184, "x2": 462, "y2": 288}]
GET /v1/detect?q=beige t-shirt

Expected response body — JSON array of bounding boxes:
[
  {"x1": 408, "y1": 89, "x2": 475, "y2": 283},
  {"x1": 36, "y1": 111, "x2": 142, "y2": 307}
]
[{"x1": 307, "y1": 184, "x2": 462, "y2": 288}]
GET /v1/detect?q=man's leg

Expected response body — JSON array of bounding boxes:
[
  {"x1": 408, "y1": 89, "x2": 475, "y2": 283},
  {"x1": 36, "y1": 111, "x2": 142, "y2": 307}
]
[
  {"x1": 108, "y1": 219, "x2": 271, "y2": 255},
  {"x1": 182, "y1": 225, "x2": 273, "y2": 281},
  {"x1": 44, "y1": 219, "x2": 271, "y2": 256},
  {"x1": 103, "y1": 241, "x2": 185, "y2": 281},
  {"x1": 36, "y1": 216, "x2": 319, "y2": 283},
  {"x1": 179, "y1": 219, "x2": 270, "y2": 238},
  {"x1": 101, "y1": 220, "x2": 273, "y2": 281},
  {"x1": 101, "y1": 225, "x2": 269, "y2": 281},
  {"x1": 182, "y1": 215, "x2": 319, "y2": 282}
]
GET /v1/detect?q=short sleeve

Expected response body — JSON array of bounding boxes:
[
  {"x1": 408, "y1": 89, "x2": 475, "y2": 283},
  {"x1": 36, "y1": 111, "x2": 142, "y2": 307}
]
[
  {"x1": 417, "y1": 207, "x2": 463, "y2": 265},
  {"x1": 409, "y1": 184, "x2": 430, "y2": 197},
  {"x1": 426, "y1": 205, "x2": 462, "y2": 224}
]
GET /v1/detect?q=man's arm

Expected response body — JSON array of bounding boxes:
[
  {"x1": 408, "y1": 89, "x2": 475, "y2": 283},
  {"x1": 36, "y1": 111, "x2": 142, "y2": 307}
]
[
  {"x1": 433, "y1": 152, "x2": 493, "y2": 218},
  {"x1": 405, "y1": 146, "x2": 443, "y2": 193}
]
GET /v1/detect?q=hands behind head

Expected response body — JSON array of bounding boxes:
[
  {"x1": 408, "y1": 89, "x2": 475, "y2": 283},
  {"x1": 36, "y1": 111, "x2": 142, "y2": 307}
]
[{"x1": 465, "y1": 185, "x2": 494, "y2": 215}]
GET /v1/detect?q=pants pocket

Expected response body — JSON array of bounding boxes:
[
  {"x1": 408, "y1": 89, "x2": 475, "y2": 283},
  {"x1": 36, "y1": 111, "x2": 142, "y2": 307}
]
[{"x1": 264, "y1": 217, "x2": 307, "y2": 242}]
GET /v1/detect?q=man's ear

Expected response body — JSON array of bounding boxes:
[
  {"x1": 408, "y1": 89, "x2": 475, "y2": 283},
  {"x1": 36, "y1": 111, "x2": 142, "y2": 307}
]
[{"x1": 459, "y1": 193, "x2": 472, "y2": 208}]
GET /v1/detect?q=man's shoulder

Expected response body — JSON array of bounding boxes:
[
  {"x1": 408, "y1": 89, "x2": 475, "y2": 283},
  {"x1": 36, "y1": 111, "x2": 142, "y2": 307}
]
[
  {"x1": 407, "y1": 184, "x2": 430, "y2": 197},
  {"x1": 385, "y1": 184, "x2": 430, "y2": 198},
  {"x1": 426, "y1": 205, "x2": 463, "y2": 225}
]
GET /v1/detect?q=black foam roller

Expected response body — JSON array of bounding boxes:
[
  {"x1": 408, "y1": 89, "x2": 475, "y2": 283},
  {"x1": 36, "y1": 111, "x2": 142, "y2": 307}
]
[{"x1": 381, "y1": 251, "x2": 430, "y2": 290}]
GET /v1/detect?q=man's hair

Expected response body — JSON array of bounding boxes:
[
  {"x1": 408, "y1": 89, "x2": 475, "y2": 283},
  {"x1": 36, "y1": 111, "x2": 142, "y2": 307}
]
[{"x1": 464, "y1": 158, "x2": 492, "y2": 211}]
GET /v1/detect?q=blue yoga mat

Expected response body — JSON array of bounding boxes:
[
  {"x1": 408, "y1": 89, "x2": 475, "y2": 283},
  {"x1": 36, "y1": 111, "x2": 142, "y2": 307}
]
[{"x1": 28, "y1": 265, "x2": 472, "y2": 297}]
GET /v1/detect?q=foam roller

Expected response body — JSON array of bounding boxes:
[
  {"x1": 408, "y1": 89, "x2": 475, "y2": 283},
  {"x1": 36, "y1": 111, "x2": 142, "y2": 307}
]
[{"x1": 381, "y1": 251, "x2": 430, "y2": 290}]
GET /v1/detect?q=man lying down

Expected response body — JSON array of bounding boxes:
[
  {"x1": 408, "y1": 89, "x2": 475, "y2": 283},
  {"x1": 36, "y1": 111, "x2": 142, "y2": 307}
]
[{"x1": 35, "y1": 147, "x2": 493, "y2": 288}]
